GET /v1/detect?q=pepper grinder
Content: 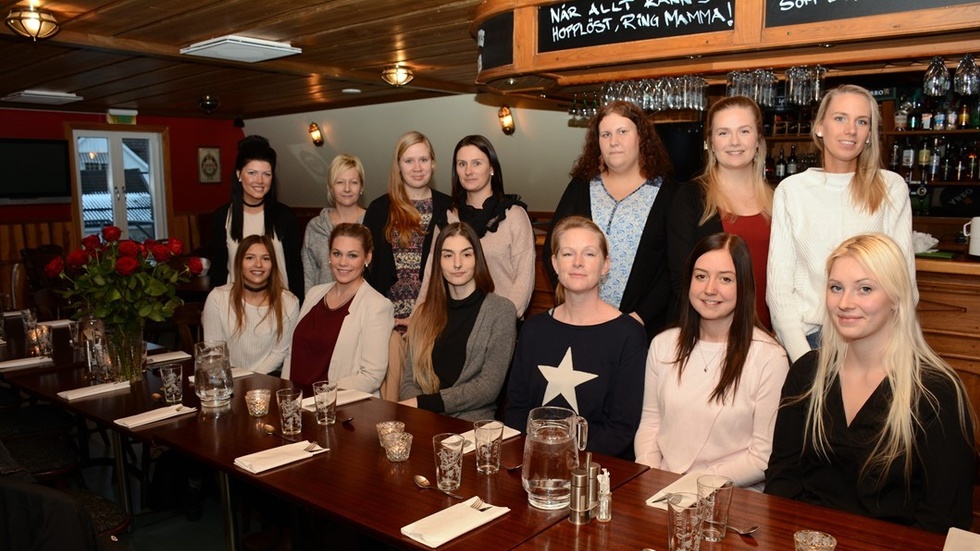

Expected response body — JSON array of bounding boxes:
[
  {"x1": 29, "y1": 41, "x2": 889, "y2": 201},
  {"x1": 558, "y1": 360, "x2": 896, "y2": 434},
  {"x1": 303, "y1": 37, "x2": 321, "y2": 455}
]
[
  {"x1": 569, "y1": 467, "x2": 591, "y2": 524},
  {"x1": 585, "y1": 452, "x2": 600, "y2": 515}
]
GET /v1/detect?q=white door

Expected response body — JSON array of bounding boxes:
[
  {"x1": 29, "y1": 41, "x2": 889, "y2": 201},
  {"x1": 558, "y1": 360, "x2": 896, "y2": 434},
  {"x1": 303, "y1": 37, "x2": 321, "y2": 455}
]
[{"x1": 72, "y1": 130, "x2": 166, "y2": 241}]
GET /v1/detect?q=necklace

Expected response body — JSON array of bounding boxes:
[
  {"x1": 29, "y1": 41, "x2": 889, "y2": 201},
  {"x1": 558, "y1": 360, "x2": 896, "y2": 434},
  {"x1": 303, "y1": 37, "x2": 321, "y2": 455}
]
[
  {"x1": 243, "y1": 197, "x2": 265, "y2": 208},
  {"x1": 325, "y1": 283, "x2": 358, "y2": 308},
  {"x1": 243, "y1": 282, "x2": 268, "y2": 293},
  {"x1": 697, "y1": 341, "x2": 725, "y2": 373}
]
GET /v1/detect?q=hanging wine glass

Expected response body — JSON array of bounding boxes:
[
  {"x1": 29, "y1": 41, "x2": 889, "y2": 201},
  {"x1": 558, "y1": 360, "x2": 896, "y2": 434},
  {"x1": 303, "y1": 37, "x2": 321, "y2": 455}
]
[
  {"x1": 923, "y1": 56, "x2": 950, "y2": 97},
  {"x1": 954, "y1": 54, "x2": 980, "y2": 96}
]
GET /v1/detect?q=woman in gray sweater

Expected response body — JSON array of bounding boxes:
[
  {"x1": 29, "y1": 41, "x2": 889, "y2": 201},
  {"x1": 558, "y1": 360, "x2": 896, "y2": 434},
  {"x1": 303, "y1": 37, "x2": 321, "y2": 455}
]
[{"x1": 400, "y1": 222, "x2": 517, "y2": 421}]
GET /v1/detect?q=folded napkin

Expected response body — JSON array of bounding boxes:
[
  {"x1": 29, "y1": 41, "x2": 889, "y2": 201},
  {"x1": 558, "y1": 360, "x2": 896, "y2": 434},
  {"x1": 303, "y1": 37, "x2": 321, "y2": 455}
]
[
  {"x1": 39, "y1": 319, "x2": 73, "y2": 328},
  {"x1": 188, "y1": 367, "x2": 252, "y2": 384},
  {"x1": 145, "y1": 351, "x2": 192, "y2": 365},
  {"x1": 114, "y1": 404, "x2": 197, "y2": 429},
  {"x1": 645, "y1": 471, "x2": 704, "y2": 511},
  {"x1": 460, "y1": 425, "x2": 521, "y2": 454},
  {"x1": 57, "y1": 381, "x2": 131, "y2": 401},
  {"x1": 233, "y1": 440, "x2": 329, "y2": 474},
  {"x1": 401, "y1": 496, "x2": 510, "y2": 548},
  {"x1": 945, "y1": 527, "x2": 980, "y2": 551},
  {"x1": 0, "y1": 356, "x2": 54, "y2": 372},
  {"x1": 301, "y1": 388, "x2": 373, "y2": 411},
  {"x1": 3, "y1": 309, "x2": 27, "y2": 319}
]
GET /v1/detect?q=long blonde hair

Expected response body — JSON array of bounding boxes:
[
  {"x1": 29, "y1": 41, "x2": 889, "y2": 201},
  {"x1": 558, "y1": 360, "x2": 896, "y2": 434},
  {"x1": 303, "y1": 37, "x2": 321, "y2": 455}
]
[
  {"x1": 385, "y1": 131, "x2": 435, "y2": 248},
  {"x1": 407, "y1": 223, "x2": 494, "y2": 393},
  {"x1": 697, "y1": 96, "x2": 773, "y2": 225},
  {"x1": 812, "y1": 84, "x2": 887, "y2": 214},
  {"x1": 229, "y1": 234, "x2": 288, "y2": 339},
  {"x1": 804, "y1": 234, "x2": 974, "y2": 485}
]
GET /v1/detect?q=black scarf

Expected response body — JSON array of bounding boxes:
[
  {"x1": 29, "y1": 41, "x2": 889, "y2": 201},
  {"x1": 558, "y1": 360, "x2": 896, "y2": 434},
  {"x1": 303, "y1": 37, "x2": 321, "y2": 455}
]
[{"x1": 456, "y1": 195, "x2": 527, "y2": 237}]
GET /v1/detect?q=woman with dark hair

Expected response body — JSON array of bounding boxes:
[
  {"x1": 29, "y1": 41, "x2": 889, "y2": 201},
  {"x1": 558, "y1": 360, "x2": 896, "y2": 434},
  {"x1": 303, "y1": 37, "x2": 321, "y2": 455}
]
[
  {"x1": 417, "y1": 135, "x2": 535, "y2": 318},
  {"x1": 668, "y1": 96, "x2": 774, "y2": 329},
  {"x1": 363, "y1": 131, "x2": 450, "y2": 400},
  {"x1": 400, "y1": 222, "x2": 517, "y2": 421},
  {"x1": 302, "y1": 154, "x2": 367, "y2": 293},
  {"x1": 202, "y1": 234, "x2": 300, "y2": 374},
  {"x1": 544, "y1": 100, "x2": 678, "y2": 339},
  {"x1": 766, "y1": 233, "x2": 974, "y2": 532},
  {"x1": 635, "y1": 233, "x2": 788, "y2": 489},
  {"x1": 505, "y1": 216, "x2": 646, "y2": 460},
  {"x1": 210, "y1": 135, "x2": 304, "y2": 300},
  {"x1": 283, "y1": 223, "x2": 394, "y2": 393}
]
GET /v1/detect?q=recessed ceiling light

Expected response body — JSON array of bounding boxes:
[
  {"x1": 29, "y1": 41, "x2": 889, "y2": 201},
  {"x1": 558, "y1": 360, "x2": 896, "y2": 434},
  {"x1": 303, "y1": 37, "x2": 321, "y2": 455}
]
[
  {"x1": 342, "y1": 88, "x2": 362, "y2": 94},
  {"x1": 1, "y1": 90, "x2": 82, "y2": 105},
  {"x1": 180, "y1": 35, "x2": 301, "y2": 63}
]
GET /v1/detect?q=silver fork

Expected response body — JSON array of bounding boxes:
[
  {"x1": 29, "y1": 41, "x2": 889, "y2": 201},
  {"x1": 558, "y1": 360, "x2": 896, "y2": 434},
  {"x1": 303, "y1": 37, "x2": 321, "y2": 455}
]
[
  {"x1": 304, "y1": 441, "x2": 328, "y2": 452},
  {"x1": 469, "y1": 497, "x2": 492, "y2": 512}
]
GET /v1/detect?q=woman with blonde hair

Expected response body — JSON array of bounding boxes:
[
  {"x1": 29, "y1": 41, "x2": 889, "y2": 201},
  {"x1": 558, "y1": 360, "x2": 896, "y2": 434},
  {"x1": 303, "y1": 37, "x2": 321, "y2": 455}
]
[
  {"x1": 505, "y1": 216, "x2": 646, "y2": 459},
  {"x1": 302, "y1": 154, "x2": 366, "y2": 292},
  {"x1": 400, "y1": 222, "x2": 516, "y2": 421},
  {"x1": 767, "y1": 84, "x2": 914, "y2": 362},
  {"x1": 363, "y1": 131, "x2": 450, "y2": 399},
  {"x1": 203, "y1": 234, "x2": 299, "y2": 374},
  {"x1": 668, "y1": 96, "x2": 774, "y2": 329},
  {"x1": 765, "y1": 233, "x2": 975, "y2": 532}
]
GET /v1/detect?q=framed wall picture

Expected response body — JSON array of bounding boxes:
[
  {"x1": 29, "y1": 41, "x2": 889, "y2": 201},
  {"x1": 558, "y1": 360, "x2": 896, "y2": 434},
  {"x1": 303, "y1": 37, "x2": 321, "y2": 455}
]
[{"x1": 198, "y1": 147, "x2": 221, "y2": 184}]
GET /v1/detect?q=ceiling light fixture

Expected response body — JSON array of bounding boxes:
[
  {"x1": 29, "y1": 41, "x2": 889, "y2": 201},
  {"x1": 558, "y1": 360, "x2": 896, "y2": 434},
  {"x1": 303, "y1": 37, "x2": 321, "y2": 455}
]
[
  {"x1": 198, "y1": 95, "x2": 220, "y2": 114},
  {"x1": 309, "y1": 123, "x2": 324, "y2": 147},
  {"x1": 5, "y1": 4, "x2": 59, "y2": 41},
  {"x1": 180, "y1": 35, "x2": 301, "y2": 63},
  {"x1": 498, "y1": 105, "x2": 515, "y2": 135},
  {"x1": 1, "y1": 89, "x2": 81, "y2": 105},
  {"x1": 382, "y1": 64, "x2": 414, "y2": 87}
]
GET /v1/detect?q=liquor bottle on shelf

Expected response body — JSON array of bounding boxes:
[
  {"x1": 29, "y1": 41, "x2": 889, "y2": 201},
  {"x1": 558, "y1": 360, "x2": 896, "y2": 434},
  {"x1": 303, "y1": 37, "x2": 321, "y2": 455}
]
[
  {"x1": 917, "y1": 138, "x2": 931, "y2": 184},
  {"x1": 900, "y1": 138, "x2": 915, "y2": 184},
  {"x1": 941, "y1": 145, "x2": 954, "y2": 181},
  {"x1": 947, "y1": 101, "x2": 959, "y2": 131},
  {"x1": 908, "y1": 97, "x2": 922, "y2": 130},
  {"x1": 920, "y1": 99, "x2": 933, "y2": 131},
  {"x1": 928, "y1": 137, "x2": 942, "y2": 183},
  {"x1": 764, "y1": 149, "x2": 775, "y2": 181},
  {"x1": 967, "y1": 142, "x2": 978, "y2": 181},
  {"x1": 953, "y1": 145, "x2": 968, "y2": 181},
  {"x1": 959, "y1": 104, "x2": 971, "y2": 128},
  {"x1": 786, "y1": 145, "x2": 799, "y2": 176},
  {"x1": 972, "y1": 101, "x2": 980, "y2": 129},
  {"x1": 775, "y1": 147, "x2": 786, "y2": 180},
  {"x1": 934, "y1": 103, "x2": 947, "y2": 131},
  {"x1": 894, "y1": 95, "x2": 909, "y2": 131},
  {"x1": 888, "y1": 142, "x2": 900, "y2": 172}
]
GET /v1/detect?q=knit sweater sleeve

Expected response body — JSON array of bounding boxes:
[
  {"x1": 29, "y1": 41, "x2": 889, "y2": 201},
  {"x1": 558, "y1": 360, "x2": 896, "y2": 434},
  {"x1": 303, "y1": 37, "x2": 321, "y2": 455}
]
[
  {"x1": 505, "y1": 207, "x2": 536, "y2": 318},
  {"x1": 766, "y1": 181, "x2": 811, "y2": 362}
]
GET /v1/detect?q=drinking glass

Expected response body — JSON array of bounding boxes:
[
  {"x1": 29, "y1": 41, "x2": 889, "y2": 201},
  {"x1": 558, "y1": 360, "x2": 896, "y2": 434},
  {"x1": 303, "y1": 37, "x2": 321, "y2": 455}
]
[
  {"x1": 473, "y1": 420, "x2": 504, "y2": 474},
  {"x1": 376, "y1": 421, "x2": 405, "y2": 446},
  {"x1": 954, "y1": 54, "x2": 980, "y2": 96},
  {"x1": 667, "y1": 493, "x2": 703, "y2": 551},
  {"x1": 432, "y1": 433, "x2": 465, "y2": 491},
  {"x1": 159, "y1": 364, "x2": 183, "y2": 404},
  {"x1": 923, "y1": 56, "x2": 951, "y2": 97},
  {"x1": 67, "y1": 320, "x2": 81, "y2": 350},
  {"x1": 194, "y1": 340, "x2": 233, "y2": 407},
  {"x1": 276, "y1": 388, "x2": 303, "y2": 437},
  {"x1": 312, "y1": 380, "x2": 337, "y2": 425},
  {"x1": 21, "y1": 307, "x2": 37, "y2": 331},
  {"x1": 697, "y1": 475, "x2": 733, "y2": 542}
]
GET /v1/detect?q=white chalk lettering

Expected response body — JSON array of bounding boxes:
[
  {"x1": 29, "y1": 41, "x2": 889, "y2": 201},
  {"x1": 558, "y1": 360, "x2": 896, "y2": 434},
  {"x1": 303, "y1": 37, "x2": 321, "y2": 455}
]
[
  {"x1": 589, "y1": 0, "x2": 635, "y2": 15},
  {"x1": 550, "y1": 4, "x2": 581, "y2": 23},
  {"x1": 664, "y1": 7, "x2": 727, "y2": 27},
  {"x1": 779, "y1": 0, "x2": 818, "y2": 11},
  {"x1": 645, "y1": 0, "x2": 693, "y2": 7}
]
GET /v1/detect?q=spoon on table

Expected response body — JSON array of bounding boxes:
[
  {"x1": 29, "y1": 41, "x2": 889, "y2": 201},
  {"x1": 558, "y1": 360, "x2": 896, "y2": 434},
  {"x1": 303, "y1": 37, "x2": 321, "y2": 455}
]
[
  {"x1": 338, "y1": 416, "x2": 354, "y2": 425},
  {"x1": 413, "y1": 475, "x2": 464, "y2": 499},
  {"x1": 728, "y1": 524, "x2": 760, "y2": 536},
  {"x1": 262, "y1": 423, "x2": 299, "y2": 442}
]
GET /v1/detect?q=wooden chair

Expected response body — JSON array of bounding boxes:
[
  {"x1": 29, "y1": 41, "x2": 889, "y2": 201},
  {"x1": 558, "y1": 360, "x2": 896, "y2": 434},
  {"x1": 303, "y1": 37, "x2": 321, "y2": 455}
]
[{"x1": 173, "y1": 302, "x2": 205, "y2": 355}]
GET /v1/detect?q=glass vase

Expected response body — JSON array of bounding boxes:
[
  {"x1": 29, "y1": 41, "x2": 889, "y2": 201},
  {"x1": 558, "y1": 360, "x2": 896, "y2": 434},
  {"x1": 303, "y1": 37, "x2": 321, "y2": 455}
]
[{"x1": 105, "y1": 323, "x2": 145, "y2": 383}]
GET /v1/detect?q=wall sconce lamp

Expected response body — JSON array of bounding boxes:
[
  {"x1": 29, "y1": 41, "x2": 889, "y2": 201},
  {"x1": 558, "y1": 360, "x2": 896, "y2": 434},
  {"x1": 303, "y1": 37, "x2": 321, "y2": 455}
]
[
  {"x1": 382, "y1": 64, "x2": 414, "y2": 87},
  {"x1": 5, "y1": 4, "x2": 60, "y2": 41},
  {"x1": 309, "y1": 122, "x2": 324, "y2": 147},
  {"x1": 498, "y1": 106, "x2": 515, "y2": 135}
]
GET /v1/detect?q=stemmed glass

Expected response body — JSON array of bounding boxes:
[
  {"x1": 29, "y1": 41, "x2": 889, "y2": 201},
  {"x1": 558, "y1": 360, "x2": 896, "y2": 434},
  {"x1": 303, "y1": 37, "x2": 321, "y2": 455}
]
[
  {"x1": 954, "y1": 54, "x2": 980, "y2": 96},
  {"x1": 923, "y1": 56, "x2": 951, "y2": 97}
]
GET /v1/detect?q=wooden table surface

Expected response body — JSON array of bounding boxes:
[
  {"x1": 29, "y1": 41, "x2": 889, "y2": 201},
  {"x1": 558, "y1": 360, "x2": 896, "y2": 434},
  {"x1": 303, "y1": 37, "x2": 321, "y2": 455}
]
[{"x1": 514, "y1": 467, "x2": 948, "y2": 550}]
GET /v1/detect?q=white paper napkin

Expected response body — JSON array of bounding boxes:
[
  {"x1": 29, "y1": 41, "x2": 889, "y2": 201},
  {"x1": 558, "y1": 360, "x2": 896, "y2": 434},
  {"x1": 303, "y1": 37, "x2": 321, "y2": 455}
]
[
  {"x1": 3, "y1": 309, "x2": 27, "y2": 319},
  {"x1": 401, "y1": 496, "x2": 510, "y2": 548},
  {"x1": 0, "y1": 356, "x2": 54, "y2": 372},
  {"x1": 944, "y1": 527, "x2": 980, "y2": 551},
  {"x1": 301, "y1": 388, "x2": 373, "y2": 411},
  {"x1": 57, "y1": 381, "x2": 131, "y2": 401},
  {"x1": 39, "y1": 319, "x2": 73, "y2": 328},
  {"x1": 645, "y1": 470, "x2": 704, "y2": 511},
  {"x1": 459, "y1": 425, "x2": 521, "y2": 454},
  {"x1": 188, "y1": 367, "x2": 252, "y2": 384},
  {"x1": 145, "y1": 351, "x2": 192, "y2": 365},
  {"x1": 233, "y1": 441, "x2": 329, "y2": 474},
  {"x1": 114, "y1": 404, "x2": 197, "y2": 429}
]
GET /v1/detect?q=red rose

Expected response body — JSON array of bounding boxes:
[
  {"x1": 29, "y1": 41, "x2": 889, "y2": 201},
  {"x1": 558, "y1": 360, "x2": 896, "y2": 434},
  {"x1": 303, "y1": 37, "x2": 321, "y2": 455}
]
[
  {"x1": 187, "y1": 257, "x2": 204, "y2": 276},
  {"x1": 150, "y1": 244, "x2": 172, "y2": 262},
  {"x1": 117, "y1": 240, "x2": 140, "y2": 258},
  {"x1": 167, "y1": 239, "x2": 184, "y2": 256},
  {"x1": 82, "y1": 234, "x2": 101, "y2": 250},
  {"x1": 115, "y1": 257, "x2": 139, "y2": 276},
  {"x1": 44, "y1": 257, "x2": 64, "y2": 278},
  {"x1": 66, "y1": 249, "x2": 88, "y2": 268},
  {"x1": 102, "y1": 225, "x2": 122, "y2": 242}
]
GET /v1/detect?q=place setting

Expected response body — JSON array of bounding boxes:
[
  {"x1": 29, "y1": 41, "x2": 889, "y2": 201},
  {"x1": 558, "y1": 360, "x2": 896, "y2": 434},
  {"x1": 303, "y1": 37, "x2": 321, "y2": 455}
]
[
  {"x1": 114, "y1": 363, "x2": 197, "y2": 429},
  {"x1": 233, "y1": 386, "x2": 329, "y2": 474}
]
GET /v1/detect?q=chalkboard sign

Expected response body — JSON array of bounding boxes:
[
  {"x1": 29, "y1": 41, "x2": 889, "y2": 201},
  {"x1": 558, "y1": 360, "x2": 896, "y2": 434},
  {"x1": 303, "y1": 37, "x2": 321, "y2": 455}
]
[
  {"x1": 538, "y1": 0, "x2": 735, "y2": 53},
  {"x1": 479, "y1": 12, "x2": 514, "y2": 72},
  {"x1": 766, "y1": 0, "x2": 977, "y2": 28}
]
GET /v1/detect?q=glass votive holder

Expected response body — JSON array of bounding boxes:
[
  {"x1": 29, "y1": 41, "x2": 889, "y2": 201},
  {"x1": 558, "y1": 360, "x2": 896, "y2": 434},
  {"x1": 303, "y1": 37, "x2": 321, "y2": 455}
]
[
  {"x1": 376, "y1": 421, "x2": 405, "y2": 446},
  {"x1": 794, "y1": 530, "x2": 837, "y2": 551},
  {"x1": 245, "y1": 389, "x2": 272, "y2": 417},
  {"x1": 382, "y1": 432, "x2": 413, "y2": 462}
]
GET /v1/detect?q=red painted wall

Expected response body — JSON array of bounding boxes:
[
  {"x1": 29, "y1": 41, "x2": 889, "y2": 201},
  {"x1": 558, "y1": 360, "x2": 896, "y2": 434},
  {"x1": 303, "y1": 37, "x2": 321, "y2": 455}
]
[{"x1": 0, "y1": 108, "x2": 244, "y2": 222}]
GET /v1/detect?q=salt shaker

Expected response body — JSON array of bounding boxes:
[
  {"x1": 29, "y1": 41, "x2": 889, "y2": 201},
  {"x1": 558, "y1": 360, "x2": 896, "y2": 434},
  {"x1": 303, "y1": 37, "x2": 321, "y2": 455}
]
[
  {"x1": 569, "y1": 467, "x2": 591, "y2": 525},
  {"x1": 596, "y1": 468, "x2": 612, "y2": 522}
]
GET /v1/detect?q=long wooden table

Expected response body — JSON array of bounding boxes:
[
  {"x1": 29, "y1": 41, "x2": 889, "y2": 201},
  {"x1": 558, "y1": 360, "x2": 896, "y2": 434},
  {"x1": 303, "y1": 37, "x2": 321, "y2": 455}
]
[{"x1": 515, "y1": 467, "x2": 948, "y2": 550}]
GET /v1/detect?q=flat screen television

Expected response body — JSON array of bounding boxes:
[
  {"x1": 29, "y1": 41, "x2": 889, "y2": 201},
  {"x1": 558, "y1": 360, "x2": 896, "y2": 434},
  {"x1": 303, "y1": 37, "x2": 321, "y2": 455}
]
[{"x1": 0, "y1": 138, "x2": 72, "y2": 204}]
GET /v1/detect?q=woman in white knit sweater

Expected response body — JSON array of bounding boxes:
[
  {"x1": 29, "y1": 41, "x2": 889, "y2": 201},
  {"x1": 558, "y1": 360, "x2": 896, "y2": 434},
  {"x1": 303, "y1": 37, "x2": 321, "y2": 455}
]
[
  {"x1": 203, "y1": 234, "x2": 300, "y2": 374},
  {"x1": 767, "y1": 84, "x2": 914, "y2": 362}
]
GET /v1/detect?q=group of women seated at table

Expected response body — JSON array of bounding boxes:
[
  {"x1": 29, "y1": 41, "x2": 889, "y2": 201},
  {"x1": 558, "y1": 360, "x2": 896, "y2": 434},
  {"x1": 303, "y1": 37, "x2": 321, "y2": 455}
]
[{"x1": 204, "y1": 83, "x2": 976, "y2": 534}]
